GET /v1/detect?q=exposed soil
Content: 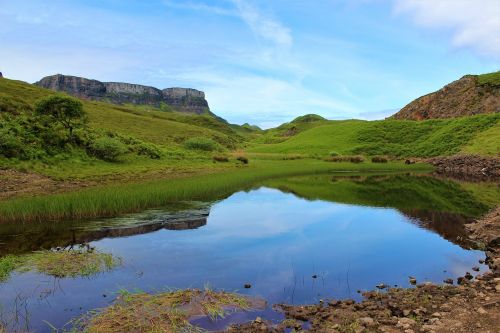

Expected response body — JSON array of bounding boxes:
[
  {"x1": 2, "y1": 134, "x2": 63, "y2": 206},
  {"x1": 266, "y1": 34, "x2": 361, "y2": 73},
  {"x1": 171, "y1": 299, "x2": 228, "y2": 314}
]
[
  {"x1": 227, "y1": 206, "x2": 500, "y2": 333},
  {"x1": 427, "y1": 155, "x2": 500, "y2": 180},
  {"x1": 0, "y1": 166, "x2": 230, "y2": 200},
  {"x1": 0, "y1": 169, "x2": 85, "y2": 200}
]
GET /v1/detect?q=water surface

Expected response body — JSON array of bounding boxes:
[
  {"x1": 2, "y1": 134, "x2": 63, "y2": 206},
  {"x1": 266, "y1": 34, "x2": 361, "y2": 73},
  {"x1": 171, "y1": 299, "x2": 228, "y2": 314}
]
[{"x1": 0, "y1": 173, "x2": 496, "y2": 332}]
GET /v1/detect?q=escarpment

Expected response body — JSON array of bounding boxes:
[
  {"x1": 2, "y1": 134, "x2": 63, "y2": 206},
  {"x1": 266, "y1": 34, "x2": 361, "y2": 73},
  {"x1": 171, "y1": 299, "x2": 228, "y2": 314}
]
[{"x1": 35, "y1": 74, "x2": 210, "y2": 115}]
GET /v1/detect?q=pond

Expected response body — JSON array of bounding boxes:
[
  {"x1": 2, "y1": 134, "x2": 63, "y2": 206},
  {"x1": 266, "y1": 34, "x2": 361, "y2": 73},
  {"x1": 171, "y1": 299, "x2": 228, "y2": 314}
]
[{"x1": 0, "y1": 173, "x2": 497, "y2": 332}]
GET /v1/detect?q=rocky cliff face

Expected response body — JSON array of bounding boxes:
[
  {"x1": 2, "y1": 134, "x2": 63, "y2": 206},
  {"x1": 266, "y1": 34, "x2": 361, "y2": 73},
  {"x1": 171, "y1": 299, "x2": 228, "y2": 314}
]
[
  {"x1": 393, "y1": 73, "x2": 500, "y2": 120},
  {"x1": 35, "y1": 74, "x2": 210, "y2": 115}
]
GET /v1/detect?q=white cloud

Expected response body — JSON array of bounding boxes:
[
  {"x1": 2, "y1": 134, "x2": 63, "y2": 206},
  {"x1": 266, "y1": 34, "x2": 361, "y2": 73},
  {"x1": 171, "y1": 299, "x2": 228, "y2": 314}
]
[
  {"x1": 162, "y1": 0, "x2": 292, "y2": 48},
  {"x1": 163, "y1": 69, "x2": 360, "y2": 127},
  {"x1": 232, "y1": 0, "x2": 293, "y2": 48},
  {"x1": 393, "y1": 0, "x2": 500, "y2": 59}
]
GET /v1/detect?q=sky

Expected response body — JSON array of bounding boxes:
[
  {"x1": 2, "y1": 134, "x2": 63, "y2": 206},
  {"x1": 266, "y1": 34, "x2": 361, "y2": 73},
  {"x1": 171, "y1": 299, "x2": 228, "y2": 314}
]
[{"x1": 0, "y1": 0, "x2": 499, "y2": 128}]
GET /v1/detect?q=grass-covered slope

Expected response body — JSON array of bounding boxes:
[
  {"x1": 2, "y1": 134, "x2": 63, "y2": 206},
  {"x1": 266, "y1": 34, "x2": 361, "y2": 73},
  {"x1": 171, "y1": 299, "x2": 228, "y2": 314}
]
[
  {"x1": 249, "y1": 114, "x2": 499, "y2": 157},
  {"x1": 0, "y1": 78, "x2": 243, "y2": 148},
  {"x1": 0, "y1": 78, "x2": 258, "y2": 179}
]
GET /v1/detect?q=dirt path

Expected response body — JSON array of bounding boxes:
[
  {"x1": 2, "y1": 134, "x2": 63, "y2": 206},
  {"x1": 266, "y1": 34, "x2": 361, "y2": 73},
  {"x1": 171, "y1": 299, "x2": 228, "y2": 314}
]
[{"x1": 228, "y1": 207, "x2": 500, "y2": 333}]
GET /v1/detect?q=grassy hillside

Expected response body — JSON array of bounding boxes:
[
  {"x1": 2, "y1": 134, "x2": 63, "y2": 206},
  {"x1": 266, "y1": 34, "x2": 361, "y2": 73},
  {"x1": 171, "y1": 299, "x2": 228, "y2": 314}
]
[
  {"x1": 0, "y1": 78, "x2": 245, "y2": 147},
  {"x1": 249, "y1": 114, "x2": 499, "y2": 157},
  {"x1": 0, "y1": 78, "x2": 257, "y2": 179}
]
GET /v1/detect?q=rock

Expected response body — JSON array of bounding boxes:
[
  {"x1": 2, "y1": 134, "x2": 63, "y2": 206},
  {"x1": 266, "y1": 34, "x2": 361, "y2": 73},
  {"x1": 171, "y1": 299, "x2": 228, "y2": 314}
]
[
  {"x1": 358, "y1": 317, "x2": 375, "y2": 327},
  {"x1": 443, "y1": 278, "x2": 454, "y2": 284},
  {"x1": 396, "y1": 318, "x2": 415, "y2": 329},
  {"x1": 421, "y1": 324, "x2": 437, "y2": 332},
  {"x1": 393, "y1": 73, "x2": 500, "y2": 120},
  {"x1": 477, "y1": 307, "x2": 487, "y2": 314},
  {"x1": 431, "y1": 312, "x2": 441, "y2": 318},
  {"x1": 35, "y1": 74, "x2": 212, "y2": 115},
  {"x1": 254, "y1": 317, "x2": 263, "y2": 324},
  {"x1": 495, "y1": 284, "x2": 500, "y2": 292},
  {"x1": 403, "y1": 309, "x2": 411, "y2": 317},
  {"x1": 409, "y1": 277, "x2": 417, "y2": 285},
  {"x1": 472, "y1": 266, "x2": 480, "y2": 272}
]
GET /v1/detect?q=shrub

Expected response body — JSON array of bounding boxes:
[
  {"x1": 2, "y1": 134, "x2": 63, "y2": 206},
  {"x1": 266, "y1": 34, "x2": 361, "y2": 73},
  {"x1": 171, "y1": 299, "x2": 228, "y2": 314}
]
[
  {"x1": 183, "y1": 137, "x2": 218, "y2": 151},
  {"x1": 329, "y1": 151, "x2": 340, "y2": 157},
  {"x1": 282, "y1": 154, "x2": 304, "y2": 160},
  {"x1": 135, "y1": 142, "x2": 162, "y2": 159},
  {"x1": 89, "y1": 137, "x2": 128, "y2": 162},
  {"x1": 213, "y1": 155, "x2": 229, "y2": 162},
  {"x1": 371, "y1": 156, "x2": 388, "y2": 163},
  {"x1": 349, "y1": 156, "x2": 364, "y2": 163},
  {"x1": 324, "y1": 155, "x2": 364, "y2": 163},
  {"x1": 236, "y1": 156, "x2": 249, "y2": 164},
  {"x1": 0, "y1": 128, "x2": 26, "y2": 159}
]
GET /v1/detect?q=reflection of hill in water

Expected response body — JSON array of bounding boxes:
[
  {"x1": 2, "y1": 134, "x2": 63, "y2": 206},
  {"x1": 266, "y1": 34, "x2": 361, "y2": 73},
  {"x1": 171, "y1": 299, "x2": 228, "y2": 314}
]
[
  {"x1": 0, "y1": 173, "x2": 496, "y2": 255},
  {"x1": 0, "y1": 205, "x2": 209, "y2": 255},
  {"x1": 263, "y1": 173, "x2": 496, "y2": 248},
  {"x1": 400, "y1": 209, "x2": 473, "y2": 247}
]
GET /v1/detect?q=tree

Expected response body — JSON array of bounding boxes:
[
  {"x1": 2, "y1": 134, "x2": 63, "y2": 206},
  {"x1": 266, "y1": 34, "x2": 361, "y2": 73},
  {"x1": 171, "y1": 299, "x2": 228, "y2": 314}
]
[{"x1": 35, "y1": 95, "x2": 86, "y2": 140}]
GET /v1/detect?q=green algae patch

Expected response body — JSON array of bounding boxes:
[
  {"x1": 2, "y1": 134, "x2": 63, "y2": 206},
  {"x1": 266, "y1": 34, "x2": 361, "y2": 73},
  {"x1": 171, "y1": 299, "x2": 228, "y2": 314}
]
[
  {"x1": 0, "y1": 248, "x2": 120, "y2": 282},
  {"x1": 70, "y1": 288, "x2": 255, "y2": 333}
]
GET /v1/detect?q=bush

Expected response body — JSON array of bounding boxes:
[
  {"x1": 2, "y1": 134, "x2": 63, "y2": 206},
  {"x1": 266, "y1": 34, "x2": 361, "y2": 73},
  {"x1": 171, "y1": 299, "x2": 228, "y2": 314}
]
[
  {"x1": 325, "y1": 155, "x2": 364, "y2": 163},
  {"x1": 213, "y1": 155, "x2": 229, "y2": 162},
  {"x1": 282, "y1": 154, "x2": 304, "y2": 160},
  {"x1": 236, "y1": 156, "x2": 249, "y2": 164},
  {"x1": 371, "y1": 156, "x2": 388, "y2": 163},
  {"x1": 183, "y1": 137, "x2": 218, "y2": 151},
  {"x1": 135, "y1": 142, "x2": 162, "y2": 159},
  {"x1": 89, "y1": 137, "x2": 128, "y2": 162},
  {"x1": 329, "y1": 151, "x2": 340, "y2": 157},
  {"x1": 0, "y1": 128, "x2": 26, "y2": 159}
]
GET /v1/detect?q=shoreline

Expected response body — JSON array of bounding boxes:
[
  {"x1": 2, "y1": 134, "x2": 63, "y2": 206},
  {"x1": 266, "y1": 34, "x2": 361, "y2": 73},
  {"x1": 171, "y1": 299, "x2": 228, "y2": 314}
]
[{"x1": 229, "y1": 206, "x2": 500, "y2": 333}]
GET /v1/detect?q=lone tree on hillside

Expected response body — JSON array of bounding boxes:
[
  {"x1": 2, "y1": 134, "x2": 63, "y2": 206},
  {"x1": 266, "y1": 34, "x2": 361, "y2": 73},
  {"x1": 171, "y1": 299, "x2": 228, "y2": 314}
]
[{"x1": 35, "y1": 95, "x2": 86, "y2": 140}]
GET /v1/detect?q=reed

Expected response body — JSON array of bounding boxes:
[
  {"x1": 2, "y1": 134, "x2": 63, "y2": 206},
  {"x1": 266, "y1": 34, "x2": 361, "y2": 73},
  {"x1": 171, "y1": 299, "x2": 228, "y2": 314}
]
[{"x1": 0, "y1": 160, "x2": 431, "y2": 223}]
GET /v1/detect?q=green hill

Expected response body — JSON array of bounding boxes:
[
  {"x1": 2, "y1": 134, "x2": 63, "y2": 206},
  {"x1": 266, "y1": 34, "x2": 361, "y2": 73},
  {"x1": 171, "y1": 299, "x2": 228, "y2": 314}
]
[
  {"x1": 0, "y1": 78, "x2": 252, "y2": 179},
  {"x1": 249, "y1": 114, "x2": 499, "y2": 157}
]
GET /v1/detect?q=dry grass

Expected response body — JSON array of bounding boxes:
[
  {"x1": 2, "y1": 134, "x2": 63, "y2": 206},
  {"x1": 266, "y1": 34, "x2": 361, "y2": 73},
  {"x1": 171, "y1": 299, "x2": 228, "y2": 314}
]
[{"x1": 71, "y1": 288, "x2": 251, "y2": 333}]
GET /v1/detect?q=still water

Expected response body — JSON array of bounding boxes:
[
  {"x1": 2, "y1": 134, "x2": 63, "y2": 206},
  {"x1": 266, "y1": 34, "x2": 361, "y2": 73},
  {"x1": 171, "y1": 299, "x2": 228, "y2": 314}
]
[{"x1": 0, "y1": 174, "x2": 496, "y2": 332}]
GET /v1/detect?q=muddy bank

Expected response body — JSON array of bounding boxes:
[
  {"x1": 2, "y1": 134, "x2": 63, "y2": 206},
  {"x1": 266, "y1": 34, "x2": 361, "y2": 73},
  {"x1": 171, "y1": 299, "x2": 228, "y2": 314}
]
[
  {"x1": 427, "y1": 155, "x2": 500, "y2": 180},
  {"x1": 228, "y1": 206, "x2": 500, "y2": 333}
]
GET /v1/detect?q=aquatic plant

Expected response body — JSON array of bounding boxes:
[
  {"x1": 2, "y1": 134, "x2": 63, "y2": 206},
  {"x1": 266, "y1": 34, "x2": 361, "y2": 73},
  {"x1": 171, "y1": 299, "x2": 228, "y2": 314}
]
[{"x1": 0, "y1": 248, "x2": 120, "y2": 281}]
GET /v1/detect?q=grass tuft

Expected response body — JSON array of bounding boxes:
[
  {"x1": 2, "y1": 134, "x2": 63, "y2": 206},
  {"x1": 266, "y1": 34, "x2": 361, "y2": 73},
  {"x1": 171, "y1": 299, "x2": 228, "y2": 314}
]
[
  {"x1": 0, "y1": 248, "x2": 120, "y2": 281},
  {"x1": 70, "y1": 288, "x2": 251, "y2": 333}
]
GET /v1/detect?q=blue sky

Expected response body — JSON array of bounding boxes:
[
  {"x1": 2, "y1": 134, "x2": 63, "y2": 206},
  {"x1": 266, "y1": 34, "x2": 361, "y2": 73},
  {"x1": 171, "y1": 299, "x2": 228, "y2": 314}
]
[{"x1": 1, "y1": 0, "x2": 499, "y2": 127}]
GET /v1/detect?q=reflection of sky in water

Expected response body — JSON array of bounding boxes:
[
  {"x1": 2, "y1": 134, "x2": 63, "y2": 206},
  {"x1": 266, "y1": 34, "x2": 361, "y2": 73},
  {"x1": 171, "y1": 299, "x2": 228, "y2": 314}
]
[{"x1": 0, "y1": 188, "x2": 487, "y2": 333}]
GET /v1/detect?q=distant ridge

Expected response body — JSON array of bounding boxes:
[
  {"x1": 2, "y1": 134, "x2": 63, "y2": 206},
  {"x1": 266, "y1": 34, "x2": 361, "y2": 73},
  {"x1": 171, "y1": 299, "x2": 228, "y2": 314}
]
[
  {"x1": 35, "y1": 74, "x2": 212, "y2": 116},
  {"x1": 393, "y1": 71, "x2": 500, "y2": 120}
]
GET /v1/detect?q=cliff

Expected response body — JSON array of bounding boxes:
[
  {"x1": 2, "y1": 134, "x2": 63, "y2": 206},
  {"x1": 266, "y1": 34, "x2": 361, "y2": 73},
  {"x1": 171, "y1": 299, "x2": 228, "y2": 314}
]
[
  {"x1": 393, "y1": 72, "x2": 500, "y2": 120},
  {"x1": 35, "y1": 74, "x2": 210, "y2": 115}
]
